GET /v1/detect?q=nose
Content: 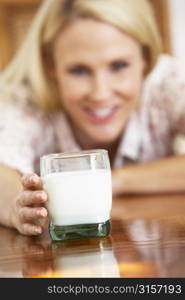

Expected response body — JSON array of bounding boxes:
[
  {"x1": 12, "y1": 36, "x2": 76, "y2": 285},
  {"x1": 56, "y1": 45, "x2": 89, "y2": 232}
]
[{"x1": 89, "y1": 73, "x2": 111, "y2": 102}]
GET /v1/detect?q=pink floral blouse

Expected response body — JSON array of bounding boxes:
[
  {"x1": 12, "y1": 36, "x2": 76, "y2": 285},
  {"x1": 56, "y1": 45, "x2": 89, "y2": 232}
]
[{"x1": 0, "y1": 54, "x2": 185, "y2": 174}]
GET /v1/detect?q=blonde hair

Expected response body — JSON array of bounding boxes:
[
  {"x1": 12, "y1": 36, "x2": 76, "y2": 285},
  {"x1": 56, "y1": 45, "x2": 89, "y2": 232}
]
[{"x1": 0, "y1": 0, "x2": 162, "y2": 112}]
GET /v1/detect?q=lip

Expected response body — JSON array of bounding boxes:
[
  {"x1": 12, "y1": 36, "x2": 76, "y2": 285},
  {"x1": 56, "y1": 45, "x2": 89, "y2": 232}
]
[{"x1": 83, "y1": 105, "x2": 120, "y2": 124}]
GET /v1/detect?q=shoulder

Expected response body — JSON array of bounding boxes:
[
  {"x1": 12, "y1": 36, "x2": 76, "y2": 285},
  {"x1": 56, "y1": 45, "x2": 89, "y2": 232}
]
[
  {"x1": 140, "y1": 55, "x2": 185, "y2": 136},
  {"x1": 144, "y1": 54, "x2": 185, "y2": 89},
  {"x1": 0, "y1": 82, "x2": 46, "y2": 124},
  {"x1": 141, "y1": 54, "x2": 185, "y2": 107},
  {"x1": 0, "y1": 82, "x2": 34, "y2": 108}
]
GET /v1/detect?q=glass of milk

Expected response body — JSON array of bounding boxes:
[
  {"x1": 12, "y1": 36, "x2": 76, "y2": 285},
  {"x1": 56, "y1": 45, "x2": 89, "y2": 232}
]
[{"x1": 40, "y1": 150, "x2": 112, "y2": 241}]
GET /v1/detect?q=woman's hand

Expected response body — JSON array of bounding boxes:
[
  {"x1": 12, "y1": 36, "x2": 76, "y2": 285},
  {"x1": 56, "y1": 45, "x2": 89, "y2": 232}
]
[{"x1": 12, "y1": 173, "x2": 48, "y2": 236}]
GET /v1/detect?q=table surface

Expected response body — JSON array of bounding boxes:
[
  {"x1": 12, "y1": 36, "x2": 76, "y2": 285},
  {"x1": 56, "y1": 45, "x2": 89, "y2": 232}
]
[{"x1": 0, "y1": 194, "x2": 185, "y2": 278}]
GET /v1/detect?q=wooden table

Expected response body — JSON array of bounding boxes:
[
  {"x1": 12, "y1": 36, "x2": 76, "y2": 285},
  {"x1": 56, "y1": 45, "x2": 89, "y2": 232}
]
[{"x1": 0, "y1": 194, "x2": 185, "y2": 278}]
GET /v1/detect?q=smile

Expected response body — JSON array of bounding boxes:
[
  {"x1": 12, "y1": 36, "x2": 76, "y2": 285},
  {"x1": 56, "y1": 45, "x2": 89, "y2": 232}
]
[{"x1": 84, "y1": 106, "x2": 119, "y2": 124}]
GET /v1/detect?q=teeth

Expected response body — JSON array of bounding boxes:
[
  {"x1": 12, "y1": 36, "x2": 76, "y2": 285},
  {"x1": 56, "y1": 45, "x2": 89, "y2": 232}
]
[{"x1": 90, "y1": 108, "x2": 114, "y2": 117}]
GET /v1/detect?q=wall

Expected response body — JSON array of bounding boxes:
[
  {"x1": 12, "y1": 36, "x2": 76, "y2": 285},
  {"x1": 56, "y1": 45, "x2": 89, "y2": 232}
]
[{"x1": 169, "y1": 0, "x2": 185, "y2": 66}]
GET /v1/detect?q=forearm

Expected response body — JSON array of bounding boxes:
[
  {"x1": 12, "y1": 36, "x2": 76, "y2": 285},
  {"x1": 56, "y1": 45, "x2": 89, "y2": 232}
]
[
  {"x1": 0, "y1": 164, "x2": 22, "y2": 227},
  {"x1": 112, "y1": 155, "x2": 185, "y2": 196}
]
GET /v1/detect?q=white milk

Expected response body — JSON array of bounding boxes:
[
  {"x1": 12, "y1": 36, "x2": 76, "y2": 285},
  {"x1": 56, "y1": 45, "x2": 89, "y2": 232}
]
[{"x1": 42, "y1": 169, "x2": 112, "y2": 226}]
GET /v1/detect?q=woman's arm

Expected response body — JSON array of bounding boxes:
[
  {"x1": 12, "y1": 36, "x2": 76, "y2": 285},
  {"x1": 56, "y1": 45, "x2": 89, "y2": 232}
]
[
  {"x1": 112, "y1": 155, "x2": 185, "y2": 196},
  {"x1": 0, "y1": 164, "x2": 22, "y2": 227}
]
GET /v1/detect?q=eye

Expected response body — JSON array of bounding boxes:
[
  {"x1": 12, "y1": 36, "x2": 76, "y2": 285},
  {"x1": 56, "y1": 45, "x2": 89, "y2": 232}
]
[
  {"x1": 110, "y1": 61, "x2": 129, "y2": 72},
  {"x1": 68, "y1": 65, "x2": 90, "y2": 75}
]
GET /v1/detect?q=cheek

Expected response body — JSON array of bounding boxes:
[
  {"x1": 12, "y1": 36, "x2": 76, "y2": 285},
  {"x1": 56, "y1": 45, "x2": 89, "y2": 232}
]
[
  {"x1": 118, "y1": 81, "x2": 141, "y2": 102},
  {"x1": 119, "y1": 71, "x2": 144, "y2": 101},
  {"x1": 57, "y1": 76, "x2": 89, "y2": 106}
]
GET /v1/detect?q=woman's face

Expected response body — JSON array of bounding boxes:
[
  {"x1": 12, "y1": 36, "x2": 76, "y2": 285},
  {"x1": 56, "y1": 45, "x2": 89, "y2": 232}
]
[{"x1": 53, "y1": 19, "x2": 146, "y2": 148}]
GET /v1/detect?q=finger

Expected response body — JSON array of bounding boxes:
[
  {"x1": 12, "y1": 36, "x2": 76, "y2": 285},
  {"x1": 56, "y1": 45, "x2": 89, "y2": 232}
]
[
  {"x1": 17, "y1": 190, "x2": 47, "y2": 207},
  {"x1": 20, "y1": 223, "x2": 43, "y2": 236},
  {"x1": 22, "y1": 173, "x2": 43, "y2": 190},
  {"x1": 19, "y1": 206, "x2": 48, "y2": 222}
]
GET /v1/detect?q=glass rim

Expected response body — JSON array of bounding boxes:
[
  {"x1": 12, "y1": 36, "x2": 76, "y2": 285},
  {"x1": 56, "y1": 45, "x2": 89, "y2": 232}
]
[{"x1": 40, "y1": 149, "x2": 108, "y2": 160}]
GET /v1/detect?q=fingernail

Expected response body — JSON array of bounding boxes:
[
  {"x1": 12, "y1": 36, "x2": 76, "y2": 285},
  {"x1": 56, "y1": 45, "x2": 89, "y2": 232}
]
[
  {"x1": 37, "y1": 208, "x2": 47, "y2": 217},
  {"x1": 36, "y1": 192, "x2": 47, "y2": 201},
  {"x1": 41, "y1": 208, "x2": 47, "y2": 217},
  {"x1": 29, "y1": 174, "x2": 38, "y2": 184},
  {"x1": 34, "y1": 227, "x2": 42, "y2": 234}
]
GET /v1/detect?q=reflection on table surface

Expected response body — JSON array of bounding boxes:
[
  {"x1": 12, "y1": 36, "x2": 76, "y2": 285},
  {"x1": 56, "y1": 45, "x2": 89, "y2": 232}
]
[{"x1": 0, "y1": 194, "x2": 185, "y2": 278}]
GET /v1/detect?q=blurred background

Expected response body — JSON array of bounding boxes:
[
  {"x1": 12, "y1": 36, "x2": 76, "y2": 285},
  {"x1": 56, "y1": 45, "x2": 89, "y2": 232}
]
[{"x1": 0, "y1": 0, "x2": 185, "y2": 70}]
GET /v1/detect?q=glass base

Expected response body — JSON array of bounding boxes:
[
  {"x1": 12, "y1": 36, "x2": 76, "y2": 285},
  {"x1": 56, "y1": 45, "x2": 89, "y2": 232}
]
[{"x1": 49, "y1": 220, "x2": 111, "y2": 241}]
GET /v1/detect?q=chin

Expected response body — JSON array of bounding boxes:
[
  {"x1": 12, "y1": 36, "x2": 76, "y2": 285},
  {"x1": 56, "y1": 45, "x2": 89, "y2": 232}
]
[
  {"x1": 95, "y1": 121, "x2": 125, "y2": 138},
  {"x1": 89, "y1": 132, "x2": 121, "y2": 146}
]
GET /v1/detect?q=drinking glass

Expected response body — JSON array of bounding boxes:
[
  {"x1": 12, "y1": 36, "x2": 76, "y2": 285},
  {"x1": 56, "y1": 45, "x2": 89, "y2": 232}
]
[{"x1": 40, "y1": 149, "x2": 112, "y2": 241}]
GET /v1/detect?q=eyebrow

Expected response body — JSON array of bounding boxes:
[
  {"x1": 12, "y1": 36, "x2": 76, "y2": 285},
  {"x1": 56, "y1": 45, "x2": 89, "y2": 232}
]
[{"x1": 65, "y1": 55, "x2": 133, "y2": 66}]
